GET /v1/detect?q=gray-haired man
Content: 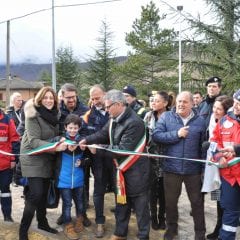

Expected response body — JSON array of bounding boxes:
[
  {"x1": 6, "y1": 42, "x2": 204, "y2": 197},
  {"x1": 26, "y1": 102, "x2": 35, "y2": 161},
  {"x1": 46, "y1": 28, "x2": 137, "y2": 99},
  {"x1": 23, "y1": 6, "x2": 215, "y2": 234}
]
[{"x1": 80, "y1": 90, "x2": 150, "y2": 240}]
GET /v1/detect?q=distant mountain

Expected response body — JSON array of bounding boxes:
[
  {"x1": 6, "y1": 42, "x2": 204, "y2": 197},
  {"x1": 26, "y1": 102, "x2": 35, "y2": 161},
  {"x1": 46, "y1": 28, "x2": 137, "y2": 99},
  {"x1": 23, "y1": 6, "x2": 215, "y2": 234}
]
[
  {"x1": 0, "y1": 63, "x2": 51, "y2": 81},
  {"x1": 0, "y1": 56, "x2": 127, "y2": 81}
]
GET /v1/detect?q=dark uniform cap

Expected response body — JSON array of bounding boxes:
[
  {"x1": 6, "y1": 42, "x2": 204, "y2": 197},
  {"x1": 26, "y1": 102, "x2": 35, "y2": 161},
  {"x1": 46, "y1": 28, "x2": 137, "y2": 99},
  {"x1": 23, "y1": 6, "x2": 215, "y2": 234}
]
[
  {"x1": 122, "y1": 85, "x2": 137, "y2": 97},
  {"x1": 205, "y1": 76, "x2": 222, "y2": 86},
  {"x1": 233, "y1": 89, "x2": 240, "y2": 101}
]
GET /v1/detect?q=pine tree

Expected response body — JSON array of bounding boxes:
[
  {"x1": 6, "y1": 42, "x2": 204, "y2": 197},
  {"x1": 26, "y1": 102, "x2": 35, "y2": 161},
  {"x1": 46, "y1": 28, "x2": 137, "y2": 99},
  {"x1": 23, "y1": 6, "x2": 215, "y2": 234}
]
[
  {"x1": 86, "y1": 20, "x2": 116, "y2": 90},
  {"x1": 118, "y1": 1, "x2": 177, "y2": 95},
  {"x1": 56, "y1": 46, "x2": 81, "y2": 89},
  {"x1": 184, "y1": 0, "x2": 240, "y2": 93}
]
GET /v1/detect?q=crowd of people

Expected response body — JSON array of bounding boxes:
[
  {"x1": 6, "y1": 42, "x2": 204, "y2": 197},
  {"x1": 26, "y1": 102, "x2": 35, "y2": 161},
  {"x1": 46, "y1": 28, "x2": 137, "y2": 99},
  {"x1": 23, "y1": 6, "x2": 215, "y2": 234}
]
[{"x1": 0, "y1": 77, "x2": 240, "y2": 240}]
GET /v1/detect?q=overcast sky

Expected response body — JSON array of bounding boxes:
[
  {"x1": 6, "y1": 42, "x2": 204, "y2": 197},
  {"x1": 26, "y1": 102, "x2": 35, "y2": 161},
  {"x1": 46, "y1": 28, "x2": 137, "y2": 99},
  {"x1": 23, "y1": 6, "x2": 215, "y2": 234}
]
[{"x1": 0, "y1": 0, "x2": 209, "y2": 64}]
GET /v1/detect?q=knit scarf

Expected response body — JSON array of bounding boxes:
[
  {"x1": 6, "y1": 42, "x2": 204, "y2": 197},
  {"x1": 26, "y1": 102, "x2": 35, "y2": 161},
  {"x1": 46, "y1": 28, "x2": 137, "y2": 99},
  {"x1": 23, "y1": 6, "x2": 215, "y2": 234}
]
[{"x1": 36, "y1": 105, "x2": 59, "y2": 126}]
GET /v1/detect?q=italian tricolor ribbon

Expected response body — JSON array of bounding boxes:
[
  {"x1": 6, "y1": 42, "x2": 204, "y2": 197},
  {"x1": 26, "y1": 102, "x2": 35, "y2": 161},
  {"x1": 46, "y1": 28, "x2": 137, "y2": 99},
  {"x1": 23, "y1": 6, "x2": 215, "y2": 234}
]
[
  {"x1": 0, "y1": 139, "x2": 77, "y2": 156},
  {"x1": 25, "y1": 139, "x2": 77, "y2": 155},
  {"x1": 109, "y1": 119, "x2": 146, "y2": 204}
]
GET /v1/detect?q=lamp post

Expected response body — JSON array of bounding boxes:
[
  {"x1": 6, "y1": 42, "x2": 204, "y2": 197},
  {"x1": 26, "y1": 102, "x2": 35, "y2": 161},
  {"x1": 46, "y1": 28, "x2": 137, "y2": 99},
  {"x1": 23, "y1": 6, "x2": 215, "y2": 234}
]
[
  {"x1": 177, "y1": 5, "x2": 183, "y2": 93},
  {"x1": 52, "y1": 0, "x2": 56, "y2": 91}
]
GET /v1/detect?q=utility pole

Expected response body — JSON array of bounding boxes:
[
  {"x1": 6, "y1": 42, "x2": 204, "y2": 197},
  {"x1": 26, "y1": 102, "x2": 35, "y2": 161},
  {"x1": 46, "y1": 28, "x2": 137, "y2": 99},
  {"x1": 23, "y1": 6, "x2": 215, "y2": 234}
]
[
  {"x1": 177, "y1": 5, "x2": 183, "y2": 93},
  {"x1": 52, "y1": 0, "x2": 57, "y2": 91},
  {"x1": 6, "y1": 20, "x2": 10, "y2": 107}
]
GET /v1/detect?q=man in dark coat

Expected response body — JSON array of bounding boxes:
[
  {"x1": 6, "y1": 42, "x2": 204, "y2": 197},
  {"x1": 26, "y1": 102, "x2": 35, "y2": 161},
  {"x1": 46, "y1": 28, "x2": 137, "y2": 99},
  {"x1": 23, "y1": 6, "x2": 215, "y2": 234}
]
[
  {"x1": 57, "y1": 83, "x2": 91, "y2": 227},
  {"x1": 6, "y1": 92, "x2": 24, "y2": 129},
  {"x1": 59, "y1": 83, "x2": 89, "y2": 134},
  {"x1": 198, "y1": 76, "x2": 222, "y2": 127},
  {"x1": 80, "y1": 89, "x2": 150, "y2": 240},
  {"x1": 122, "y1": 85, "x2": 147, "y2": 119},
  {"x1": 198, "y1": 76, "x2": 223, "y2": 240},
  {"x1": 80, "y1": 85, "x2": 115, "y2": 238}
]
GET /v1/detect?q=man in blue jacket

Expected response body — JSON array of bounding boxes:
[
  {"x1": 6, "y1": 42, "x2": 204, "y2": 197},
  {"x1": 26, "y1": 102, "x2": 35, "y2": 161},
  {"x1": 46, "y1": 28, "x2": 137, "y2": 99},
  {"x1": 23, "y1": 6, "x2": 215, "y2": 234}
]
[{"x1": 153, "y1": 91, "x2": 206, "y2": 240}]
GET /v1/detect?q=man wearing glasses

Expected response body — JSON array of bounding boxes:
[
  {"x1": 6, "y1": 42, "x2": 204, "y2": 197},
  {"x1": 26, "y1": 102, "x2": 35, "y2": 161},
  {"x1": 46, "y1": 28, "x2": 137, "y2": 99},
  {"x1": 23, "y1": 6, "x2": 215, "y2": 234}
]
[
  {"x1": 59, "y1": 83, "x2": 89, "y2": 134},
  {"x1": 57, "y1": 83, "x2": 91, "y2": 227},
  {"x1": 80, "y1": 89, "x2": 150, "y2": 240}
]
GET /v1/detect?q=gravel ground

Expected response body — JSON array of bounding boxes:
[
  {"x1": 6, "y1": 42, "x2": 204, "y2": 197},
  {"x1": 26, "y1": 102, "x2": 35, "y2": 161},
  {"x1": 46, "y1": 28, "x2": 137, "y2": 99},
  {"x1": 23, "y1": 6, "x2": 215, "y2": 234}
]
[{"x1": 0, "y1": 178, "x2": 239, "y2": 240}]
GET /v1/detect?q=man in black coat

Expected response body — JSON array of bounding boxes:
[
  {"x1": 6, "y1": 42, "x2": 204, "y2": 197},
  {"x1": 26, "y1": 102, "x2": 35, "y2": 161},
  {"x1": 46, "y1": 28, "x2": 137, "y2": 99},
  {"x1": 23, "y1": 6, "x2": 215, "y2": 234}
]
[
  {"x1": 198, "y1": 76, "x2": 222, "y2": 128},
  {"x1": 80, "y1": 85, "x2": 114, "y2": 238},
  {"x1": 80, "y1": 89, "x2": 150, "y2": 240}
]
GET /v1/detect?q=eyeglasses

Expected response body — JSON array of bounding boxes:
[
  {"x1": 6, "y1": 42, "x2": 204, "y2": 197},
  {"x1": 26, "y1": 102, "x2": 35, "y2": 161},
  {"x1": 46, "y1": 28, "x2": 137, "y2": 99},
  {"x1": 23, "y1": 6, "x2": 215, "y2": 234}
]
[
  {"x1": 64, "y1": 95, "x2": 76, "y2": 100},
  {"x1": 105, "y1": 102, "x2": 116, "y2": 110}
]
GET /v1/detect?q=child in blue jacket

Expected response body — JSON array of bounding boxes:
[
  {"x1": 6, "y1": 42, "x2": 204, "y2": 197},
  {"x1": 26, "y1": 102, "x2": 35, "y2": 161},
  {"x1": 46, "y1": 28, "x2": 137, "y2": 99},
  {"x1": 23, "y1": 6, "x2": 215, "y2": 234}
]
[{"x1": 55, "y1": 114, "x2": 85, "y2": 240}]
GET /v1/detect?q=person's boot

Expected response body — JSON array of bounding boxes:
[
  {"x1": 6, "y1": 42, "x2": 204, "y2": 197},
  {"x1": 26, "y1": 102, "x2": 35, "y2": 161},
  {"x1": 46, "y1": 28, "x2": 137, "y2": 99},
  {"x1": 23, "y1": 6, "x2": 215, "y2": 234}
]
[
  {"x1": 206, "y1": 202, "x2": 223, "y2": 240},
  {"x1": 19, "y1": 224, "x2": 29, "y2": 240},
  {"x1": 151, "y1": 215, "x2": 159, "y2": 230},
  {"x1": 74, "y1": 215, "x2": 84, "y2": 233},
  {"x1": 64, "y1": 222, "x2": 79, "y2": 240},
  {"x1": 163, "y1": 230, "x2": 178, "y2": 240},
  {"x1": 82, "y1": 213, "x2": 91, "y2": 227},
  {"x1": 56, "y1": 215, "x2": 63, "y2": 225},
  {"x1": 206, "y1": 225, "x2": 221, "y2": 240},
  {"x1": 19, "y1": 231, "x2": 29, "y2": 240},
  {"x1": 38, "y1": 218, "x2": 58, "y2": 234},
  {"x1": 158, "y1": 217, "x2": 166, "y2": 230},
  {"x1": 19, "y1": 202, "x2": 35, "y2": 240},
  {"x1": 95, "y1": 224, "x2": 105, "y2": 238},
  {"x1": 4, "y1": 215, "x2": 14, "y2": 222}
]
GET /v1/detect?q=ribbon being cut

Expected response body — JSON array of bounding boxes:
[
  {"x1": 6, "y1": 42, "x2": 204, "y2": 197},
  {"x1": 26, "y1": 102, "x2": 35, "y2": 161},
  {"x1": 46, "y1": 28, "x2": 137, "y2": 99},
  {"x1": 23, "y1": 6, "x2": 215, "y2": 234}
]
[
  {"x1": 2, "y1": 139, "x2": 238, "y2": 168},
  {"x1": 1, "y1": 139, "x2": 240, "y2": 204}
]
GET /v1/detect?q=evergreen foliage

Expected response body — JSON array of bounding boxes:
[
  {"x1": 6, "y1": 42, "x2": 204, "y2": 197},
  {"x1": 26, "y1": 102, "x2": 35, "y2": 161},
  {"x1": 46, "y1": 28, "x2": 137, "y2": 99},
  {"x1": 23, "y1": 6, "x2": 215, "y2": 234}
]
[
  {"x1": 183, "y1": 0, "x2": 240, "y2": 93},
  {"x1": 117, "y1": 1, "x2": 178, "y2": 98},
  {"x1": 56, "y1": 46, "x2": 81, "y2": 90},
  {"x1": 86, "y1": 20, "x2": 117, "y2": 91}
]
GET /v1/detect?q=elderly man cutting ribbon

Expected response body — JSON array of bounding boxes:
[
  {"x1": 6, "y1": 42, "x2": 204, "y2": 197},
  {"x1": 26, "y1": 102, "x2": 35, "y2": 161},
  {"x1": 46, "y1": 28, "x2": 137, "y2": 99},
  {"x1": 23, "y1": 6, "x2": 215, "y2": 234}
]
[{"x1": 79, "y1": 89, "x2": 150, "y2": 240}]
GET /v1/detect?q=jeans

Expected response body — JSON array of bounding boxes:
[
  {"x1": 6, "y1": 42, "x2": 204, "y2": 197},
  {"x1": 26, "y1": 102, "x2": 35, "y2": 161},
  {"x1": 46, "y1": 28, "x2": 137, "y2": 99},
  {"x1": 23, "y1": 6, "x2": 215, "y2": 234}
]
[{"x1": 60, "y1": 187, "x2": 84, "y2": 224}]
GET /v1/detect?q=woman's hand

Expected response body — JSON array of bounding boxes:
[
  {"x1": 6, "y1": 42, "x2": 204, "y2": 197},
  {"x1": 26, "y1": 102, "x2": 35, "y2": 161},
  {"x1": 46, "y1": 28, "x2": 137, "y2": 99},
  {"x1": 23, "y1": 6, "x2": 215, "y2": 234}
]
[{"x1": 55, "y1": 141, "x2": 68, "y2": 152}]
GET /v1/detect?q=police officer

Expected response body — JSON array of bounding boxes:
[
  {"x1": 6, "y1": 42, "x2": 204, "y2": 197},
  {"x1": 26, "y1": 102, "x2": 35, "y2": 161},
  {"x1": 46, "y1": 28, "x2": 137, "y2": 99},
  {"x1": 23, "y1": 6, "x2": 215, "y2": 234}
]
[{"x1": 122, "y1": 85, "x2": 147, "y2": 119}]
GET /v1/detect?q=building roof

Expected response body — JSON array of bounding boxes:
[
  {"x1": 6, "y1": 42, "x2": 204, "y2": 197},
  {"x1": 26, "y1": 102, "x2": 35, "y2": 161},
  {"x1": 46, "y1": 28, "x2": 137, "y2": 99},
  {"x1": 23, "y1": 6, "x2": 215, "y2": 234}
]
[{"x1": 0, "y1": 77, "x2": 43, "y2": 90}]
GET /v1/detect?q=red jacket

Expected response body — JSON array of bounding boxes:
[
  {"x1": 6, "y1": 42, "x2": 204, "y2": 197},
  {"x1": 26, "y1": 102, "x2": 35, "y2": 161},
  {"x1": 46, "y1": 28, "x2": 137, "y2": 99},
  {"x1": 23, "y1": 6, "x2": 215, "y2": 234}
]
[
  {"x1": 0, "y1": 110, "x2": 20, "y2": 170},
  {"x1": 211, "y1": 112, "x2": 240, "y2": 186}
]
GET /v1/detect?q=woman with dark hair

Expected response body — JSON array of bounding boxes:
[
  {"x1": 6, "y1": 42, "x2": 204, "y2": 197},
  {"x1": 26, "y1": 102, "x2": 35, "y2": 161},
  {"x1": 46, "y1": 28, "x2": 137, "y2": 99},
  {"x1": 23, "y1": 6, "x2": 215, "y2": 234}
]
[
  {"x1": 144, "y1": 91, "x2": 171, "y2": 230},
  {"x1": 202, "y1": 95, "x2": 233, "y2": 240},
  {"x1": 19, "y1": 86, "x2": 67, "y2": 240}
]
